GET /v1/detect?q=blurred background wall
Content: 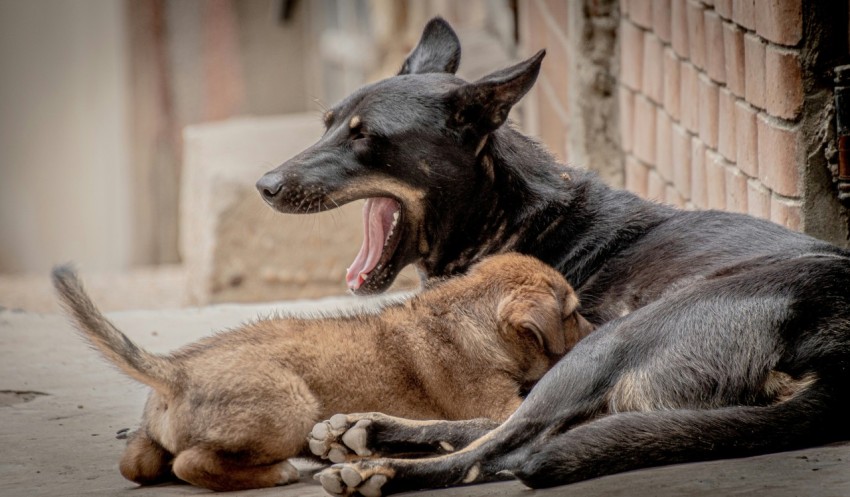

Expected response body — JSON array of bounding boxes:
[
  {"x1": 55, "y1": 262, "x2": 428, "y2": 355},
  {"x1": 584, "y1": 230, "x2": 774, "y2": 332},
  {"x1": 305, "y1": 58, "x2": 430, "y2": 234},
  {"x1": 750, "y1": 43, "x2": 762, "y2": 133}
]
[
  {"x1": 0, "y1": 0, "x2": 132, "y2": 273},
  {"x1": 1, "y1": 0, "x2": 847, "y2": 312},
  {"x1": 0, "y1": 0, "x2": 515, "y2": 276}
]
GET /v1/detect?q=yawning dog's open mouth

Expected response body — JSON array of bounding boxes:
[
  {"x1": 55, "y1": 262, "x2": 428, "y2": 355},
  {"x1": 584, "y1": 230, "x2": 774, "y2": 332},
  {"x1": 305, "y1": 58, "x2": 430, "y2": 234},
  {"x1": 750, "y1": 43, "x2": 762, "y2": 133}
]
[{"x1": 346, "y1": 197, "x2": 404, "y2": 293}]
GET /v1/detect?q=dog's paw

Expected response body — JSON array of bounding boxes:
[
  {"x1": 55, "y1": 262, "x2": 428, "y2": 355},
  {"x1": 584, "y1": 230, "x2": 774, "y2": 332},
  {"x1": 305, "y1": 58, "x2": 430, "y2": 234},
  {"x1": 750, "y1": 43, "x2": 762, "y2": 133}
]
[
  {"x1": 314, "y1": 463, "x2": 391, "y2": 497},
  {"x1": 309, "y1": 414, "x2": 374, "y2": 463},
  {"x1": 277, "y1": 460, "x2": 300, "y2": 485}
]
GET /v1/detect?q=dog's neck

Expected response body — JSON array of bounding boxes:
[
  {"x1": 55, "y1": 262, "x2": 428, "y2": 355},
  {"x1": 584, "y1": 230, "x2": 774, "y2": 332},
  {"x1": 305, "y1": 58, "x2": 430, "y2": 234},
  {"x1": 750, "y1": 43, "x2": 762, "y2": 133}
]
[{"x1": 419, "y1": 126, "x2": 674, "y2": 291}]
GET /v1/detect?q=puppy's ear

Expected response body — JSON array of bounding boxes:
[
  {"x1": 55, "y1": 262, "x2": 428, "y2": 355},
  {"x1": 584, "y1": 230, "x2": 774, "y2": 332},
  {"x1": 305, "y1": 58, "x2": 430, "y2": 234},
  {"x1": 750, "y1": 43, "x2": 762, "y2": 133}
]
[
  {"x1": 446, "y1": 50, "x2": 545, "y2": 138},
  {"x1": 563, "y1": 293, "x2": 595, "y2": 346},
  {"x1": 399, "y1": 17, "x2": 461, "y2": 75},
  {"x1": 498, "y1": 286, "x2": 566, "y2": 355}
]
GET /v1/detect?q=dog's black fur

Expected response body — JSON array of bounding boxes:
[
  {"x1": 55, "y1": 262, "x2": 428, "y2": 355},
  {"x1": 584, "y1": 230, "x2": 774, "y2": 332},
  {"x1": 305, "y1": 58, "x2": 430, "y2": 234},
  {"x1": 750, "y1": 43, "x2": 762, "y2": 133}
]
[{"x1": 258, "y1": 18, "x2": 850, "y2": 496}]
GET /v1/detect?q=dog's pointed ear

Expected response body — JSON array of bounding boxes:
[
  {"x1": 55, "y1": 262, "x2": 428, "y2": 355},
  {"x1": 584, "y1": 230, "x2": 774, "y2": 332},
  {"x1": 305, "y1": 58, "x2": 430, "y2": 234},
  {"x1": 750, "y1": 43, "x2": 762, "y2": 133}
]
[
  {"x1": 447, "y1": 50, "x2": 545, "y2": 137},
  {"x1": 399, "y1": 17, "x2": 461, "y2": 75}
]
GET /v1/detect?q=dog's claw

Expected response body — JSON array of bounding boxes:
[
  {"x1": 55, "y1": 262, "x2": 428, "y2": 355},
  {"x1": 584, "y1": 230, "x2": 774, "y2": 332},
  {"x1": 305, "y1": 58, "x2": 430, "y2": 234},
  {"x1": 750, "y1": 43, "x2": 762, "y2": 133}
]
[
  {"x1": 309, "y1": 415, "x2": 375, "y2": 462},
  {"x1": 316, "y1": 463, "x2": 389, "y2": 497},
  {"x1": 278, "y1": 461, "x2": 300, "y2": 485},
  {"x1": 341, "y1": 466, "x2": 363, "y2": 486},
  {"x1": 318, "y1": 468, "x2": 345, "y2": 495},
  {"x1": 342, "y1": 420, "x2": 373, "y2": 456}
]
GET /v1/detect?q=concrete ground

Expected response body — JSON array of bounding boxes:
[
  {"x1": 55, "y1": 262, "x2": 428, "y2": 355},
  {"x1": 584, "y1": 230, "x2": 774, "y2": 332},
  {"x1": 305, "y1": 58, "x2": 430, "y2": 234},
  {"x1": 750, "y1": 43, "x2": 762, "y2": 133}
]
[{"x1": 2, "y1": 299, "x2": 849, "y2": 497}]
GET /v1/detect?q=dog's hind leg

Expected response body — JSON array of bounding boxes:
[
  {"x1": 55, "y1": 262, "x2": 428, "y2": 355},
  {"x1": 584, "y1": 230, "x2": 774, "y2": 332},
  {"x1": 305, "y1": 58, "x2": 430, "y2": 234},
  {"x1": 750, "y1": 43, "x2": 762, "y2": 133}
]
[
  {"x1": 513, "y1": 382, "x2": 845, "y2": 489},
  {"x1": 172, "y1": 447, "x2": 299, "y2": 491},
  {"x1": 119, "y1": 431, "x2": 174, "y2": 485},
  {"x1": 309, "y1": 413, "x2": 500, "y2": 462}
]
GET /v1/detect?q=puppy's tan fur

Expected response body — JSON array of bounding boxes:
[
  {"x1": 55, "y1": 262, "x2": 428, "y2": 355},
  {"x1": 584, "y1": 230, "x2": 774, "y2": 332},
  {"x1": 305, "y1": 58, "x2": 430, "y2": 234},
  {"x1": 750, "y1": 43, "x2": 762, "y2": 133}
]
[{"x1": 53, "y1": 254, "x2": 592, "y2": 491}]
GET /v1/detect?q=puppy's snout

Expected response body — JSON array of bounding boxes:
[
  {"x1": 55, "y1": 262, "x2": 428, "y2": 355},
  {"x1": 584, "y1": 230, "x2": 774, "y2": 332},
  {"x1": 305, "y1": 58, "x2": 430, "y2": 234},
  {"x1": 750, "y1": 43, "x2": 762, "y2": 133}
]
[{"x1": 256, "y1": 173, "x2": 284, "y2": 201}]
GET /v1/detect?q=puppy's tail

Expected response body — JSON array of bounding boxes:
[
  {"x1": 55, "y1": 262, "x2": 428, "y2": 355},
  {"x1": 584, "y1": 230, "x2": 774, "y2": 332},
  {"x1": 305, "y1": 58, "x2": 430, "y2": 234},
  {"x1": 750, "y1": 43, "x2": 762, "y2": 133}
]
[{"x1": 52, "y1": 265, "x2": 175, "y2": 394}]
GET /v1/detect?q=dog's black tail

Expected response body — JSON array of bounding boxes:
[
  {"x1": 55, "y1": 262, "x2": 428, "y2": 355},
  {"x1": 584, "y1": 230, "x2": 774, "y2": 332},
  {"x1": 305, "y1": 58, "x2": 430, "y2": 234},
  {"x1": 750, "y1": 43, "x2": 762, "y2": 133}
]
[
  {"x1": 515, "y1": 382, "x2": 843, "y2": 488},
  {"x1": 52, "y1": 265, "x2": 175, "y2": 395}
]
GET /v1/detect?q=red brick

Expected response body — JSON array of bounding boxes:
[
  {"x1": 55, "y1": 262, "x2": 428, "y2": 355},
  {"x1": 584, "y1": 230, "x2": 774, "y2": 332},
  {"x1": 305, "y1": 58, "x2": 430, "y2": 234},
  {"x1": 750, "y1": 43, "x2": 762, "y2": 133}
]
[
  {"x1": 755, "y1": 0, "x2": 802, "y2": 46},
  {"x1": 698, "y1": 74, "x2": 719, "y2": 149},
  {"x1": 764, "y1": 46, "x2": 803, "y2": 120},
  {"x1": 541, "y1": 21, "x2": 570, "y2": 109},
  {"x1": 725, "y1": 165, "x2": 748, "y2": 214},
  {"x1": 715, "y1": 0, "x2": 733, "y2": 19},
  {"x1": 684, "y1": 137, "x2": 706, "y2": 202},
  {"x1": 744, "y1": 33, "x2": 766, "y2": 109},
  {"x1": 680, "y1": 62, "x2": 700, "y2": 133},
  {"x1": 634, "y1": 95, "x2": 657, "y2": 164},
  {"x1": 619, "y1": 86, "x2": 635, "y2": 153},
  {"x1": 536, "y1": 87, "x2": 568, "y2": 162},
  {"x1": 690, "y1": 137, "x2": 708, "y2": 208},
  {"x1": 747, "y1": 178, "x2": 771, "y2": 220},
  {"x1": 757, "y1": 114, "x2": 801, "y2": 197},
  {"x1": 625, "y1": 155, "x2": 650, "y2": 196},
  {"x1": 643, "y1": 33, "x2": 665, "y2": 104},
  {"x1": 656, "y1": 108, "x2": 674, "y2": 181},
  {"x1": 629, "y1": 0, "x2": 654, "y2": 28},
  {"x1": 648, "y1": 168, "x2": 667, "y2": 201},
  {"x1": 732, "y1": 0, "x2": 755, "y2": 31},
  {"x1": 706, "y1": 149, "x2": 727, "y2": 210},
  {"x1": 672, "y1": 123, "x2": 692, "y2": 199},
  {"x1": 665, "y1": 184, "x2": 687, "y2": 207},
  {"x1": 527, "y1": 0, "x2": 549, "y2": 58},
  {"x1": 663, "y1": 48, "x2": 681, "y2": 121},
  {"x1": 686, "y1": 1, "x2": 706, "y2": 69},
  {"x1": 653, "y1": 0, "x2": 672, "y2": 42},
  {"x1": 620, "y1": 20, "x2": 645, "y2": 91},
  {"x1": 717, "y1": 88, "x2": 737, "y2": 163},
  {"x1": 671, "y1": 0, "x2": 690, "y2": 59},
  {"x1": 544, "y1": 0, "x2": 569, "y2": 28},
  {"x1": 735, "y1": 100, "x2": 758, "y2": 177},
  {"x1": 770, "y1": 195, "x2": 802, "y2": 231},
  {"x1": 704, "y1": 10, "x2": 725, "y2": 83},
  {"x1": 723, "y1": 22, "x2": 746, "y2": 98}
]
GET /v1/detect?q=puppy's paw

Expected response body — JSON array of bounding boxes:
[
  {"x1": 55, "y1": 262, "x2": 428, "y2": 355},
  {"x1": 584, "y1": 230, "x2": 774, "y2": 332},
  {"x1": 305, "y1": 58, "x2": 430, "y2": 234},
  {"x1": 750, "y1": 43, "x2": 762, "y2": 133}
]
[
  {"x1": 309, "y1": 414, "x2": 374, "y2": 463},
  {"x1": 314, "y1": 462, "x2": 391, "y2": 497}
]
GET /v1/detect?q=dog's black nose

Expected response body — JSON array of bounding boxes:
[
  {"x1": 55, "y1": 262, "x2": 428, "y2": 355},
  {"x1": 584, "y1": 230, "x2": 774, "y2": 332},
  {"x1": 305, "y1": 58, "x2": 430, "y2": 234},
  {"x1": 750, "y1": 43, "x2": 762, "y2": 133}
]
[{"x1": 256, "y1": 173, "x2": 283, "y2": 200}]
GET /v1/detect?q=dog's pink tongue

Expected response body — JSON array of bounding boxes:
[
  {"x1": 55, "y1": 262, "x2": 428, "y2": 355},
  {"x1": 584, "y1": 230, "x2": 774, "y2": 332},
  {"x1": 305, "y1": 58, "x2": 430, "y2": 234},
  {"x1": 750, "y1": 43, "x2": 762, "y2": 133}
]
[{"x1": 346, "y1": 198, "x2": 396, "y2": 290}]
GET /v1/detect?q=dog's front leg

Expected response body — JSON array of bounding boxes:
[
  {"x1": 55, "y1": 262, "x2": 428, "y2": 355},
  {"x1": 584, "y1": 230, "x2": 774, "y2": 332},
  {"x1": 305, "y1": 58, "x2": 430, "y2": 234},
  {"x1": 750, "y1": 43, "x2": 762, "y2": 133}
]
[
  {"x1": 314, "y1": 418, "x2": 536, "y2": 496},
  {"x1": 309, "y1": 412, "x2": 500, "y2": 462}
]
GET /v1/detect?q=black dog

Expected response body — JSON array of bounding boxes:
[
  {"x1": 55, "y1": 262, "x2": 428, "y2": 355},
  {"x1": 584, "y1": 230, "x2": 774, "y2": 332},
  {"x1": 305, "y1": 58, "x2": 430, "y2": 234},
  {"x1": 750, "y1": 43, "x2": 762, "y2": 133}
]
[{"x1": 257, "y1": 18, "x2": 850, "y2": 496}]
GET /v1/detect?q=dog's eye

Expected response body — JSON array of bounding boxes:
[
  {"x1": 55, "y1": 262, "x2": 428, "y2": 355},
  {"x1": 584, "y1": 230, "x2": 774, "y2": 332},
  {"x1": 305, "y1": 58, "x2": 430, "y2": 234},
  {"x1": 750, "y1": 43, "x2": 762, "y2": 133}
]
[{"x1": 351, "y1": 127, "x2": 367, "y2": 142}]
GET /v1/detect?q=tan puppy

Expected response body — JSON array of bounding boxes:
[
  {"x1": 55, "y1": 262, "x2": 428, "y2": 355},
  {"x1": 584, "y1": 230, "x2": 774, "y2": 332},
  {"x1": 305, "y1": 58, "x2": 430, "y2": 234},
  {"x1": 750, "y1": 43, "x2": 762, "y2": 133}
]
[{"x1": 52, "y1": 253, "x2": 593, "y2": 491}]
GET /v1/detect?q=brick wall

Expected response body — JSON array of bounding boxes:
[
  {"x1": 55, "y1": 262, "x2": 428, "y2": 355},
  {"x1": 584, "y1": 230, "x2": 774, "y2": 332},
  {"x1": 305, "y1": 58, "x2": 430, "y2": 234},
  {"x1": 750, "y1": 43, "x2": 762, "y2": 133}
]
[
  {"x1": 618, "y1": 0, "x2": 805, "y2": 230},
  {"x1": 520, "y1": 0, "x2": 571, "y2": 162},
  {"x1": 521, "y1": 0, "x2": 840, "y2": 236}
]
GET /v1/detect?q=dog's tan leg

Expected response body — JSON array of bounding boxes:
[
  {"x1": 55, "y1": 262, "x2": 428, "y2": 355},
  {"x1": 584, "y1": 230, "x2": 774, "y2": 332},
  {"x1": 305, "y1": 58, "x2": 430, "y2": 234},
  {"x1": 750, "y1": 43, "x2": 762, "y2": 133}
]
[
  {"x1": 172, "y1": 447, "x2": 299, "y2": 491},
  {"x1": 119, "y1": 431, "x2": 174, "y2": 485}
]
